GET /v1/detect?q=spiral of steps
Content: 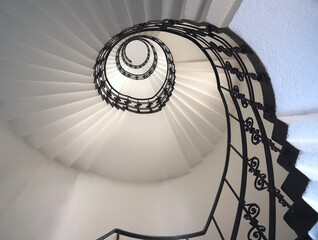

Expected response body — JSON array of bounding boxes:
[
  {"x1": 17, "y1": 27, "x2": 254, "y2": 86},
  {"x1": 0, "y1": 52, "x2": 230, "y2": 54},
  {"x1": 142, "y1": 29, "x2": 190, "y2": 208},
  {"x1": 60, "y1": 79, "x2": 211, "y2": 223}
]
[
  {"x1": 0, "y1": 1, "x2": 240, "y2": 239},
  {"x1": 0, "y1": 0, "x2": 317, "y2": 239},
  {"x1": 0, "y1": 11, "x2": 231, "y2": 182}
]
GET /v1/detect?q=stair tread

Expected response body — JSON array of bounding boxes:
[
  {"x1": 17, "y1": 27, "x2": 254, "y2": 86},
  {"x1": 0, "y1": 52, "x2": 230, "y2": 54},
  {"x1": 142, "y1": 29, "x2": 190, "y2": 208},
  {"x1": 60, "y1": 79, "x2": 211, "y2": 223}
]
[
  {"x1": 89, "y1": 111, "x2": 190, "y2": 182},
  {"x1": 171, "y1": 95, "x2": 223, "y2": 146},
  {"x1": 54, "y1": 0, "x2": 109, "y2": 46},
  {"x1": 287, "y1": 121, "x2": 318, "y2": 151},
  {"x1": 0, "y1": 59, "x2": 92, "y2": 84},
  {"x1": 24, "y1": 101, "x2": 106, "y2": 149},
  {"x1": 174, "y1": 82, "x2": 225, "y2": 114},
  {"x1": 144, "y1": 0, "x2": 164, "y2": 21},
  {"x1": 85, "y1": 0, "x2": 121, "y2": 37},
  {"x1": 149, "y1": 66, "x2": 209, "y2": 165},
  {"x1": 168, "y1": 99, "x2": 214, "y2": 158},
  {"x1": 0, "y1": 90, "x2": 98, "y2": 121},
  {"x1": 33, "y1": 0, "x2": 104, "y2": 51},
  {"x1": 119, "y1": 76, "x2": 159, "y2": 98},
  {"x1": 73, "y1": 108, "x2": 123, "y2": 171},
  {"x1": 125, "y1": 0, "x2": 146, "y2": 25},
  {"x1": 0, "y1": 0, "x2": 97, "y2": 59},
  {"x1": 184, "y1": 0, "x2": 212, "y2": 22},
  {"x1": 59, "y1": 106, "x2": 118, "y2": 167},
  {"x1": 0, "y1": 79, "x2": 94, "y2": 102},
  {"x1": 173, "y1": 89, "x2": 226, "y2": 131},
  {"x1": 176, "y1": 77, "x2": 219, "y2": 98},
  {"x1": 107, "y1": 0, "x2": 132, "y2": 30},
  {"x1": 10, "y1": 96, "x2": 101, "y2": 136},
  {"x1": 175, "y1": 61, "x2": 213, "y2": 72},
  {"x1": 163, "y1": 106, "x2": 202, "y2": 168},
  {"x1": 0, "y1": 35, "x2": 92, "y2": 76},
  {"x1": 296, "y1": 151, "x2": 318, "y2": 182},
  {"x1": 0, "y1": 9, "x2": 94, "y2": 67},
  {"x1": 40, "y1": 105, "x2": 109, "y2": 160}
]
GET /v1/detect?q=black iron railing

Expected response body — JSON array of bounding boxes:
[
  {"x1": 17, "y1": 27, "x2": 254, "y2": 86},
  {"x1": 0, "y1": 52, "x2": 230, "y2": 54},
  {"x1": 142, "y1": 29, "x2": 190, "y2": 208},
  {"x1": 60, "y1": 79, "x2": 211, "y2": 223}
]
[
  {"x1": 116, "y1": 36, "x2": 158, "y2": 78},
  {"x1": 95, "y1": 20, "x2": 315, "y2": 240},
  {"x1": 119, "y1": 37, "x2": 155, "y2": 69},
  {"x1": 94, "y1": 35, "x2": 175, "y2": 114}
]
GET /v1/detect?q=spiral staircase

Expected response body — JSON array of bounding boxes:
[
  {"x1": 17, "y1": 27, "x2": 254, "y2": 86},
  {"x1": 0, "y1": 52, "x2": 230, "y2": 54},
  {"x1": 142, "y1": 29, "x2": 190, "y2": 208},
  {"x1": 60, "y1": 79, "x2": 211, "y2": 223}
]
[{"x1": 0, "y1": 0, "x2": 317, "y2": 239}]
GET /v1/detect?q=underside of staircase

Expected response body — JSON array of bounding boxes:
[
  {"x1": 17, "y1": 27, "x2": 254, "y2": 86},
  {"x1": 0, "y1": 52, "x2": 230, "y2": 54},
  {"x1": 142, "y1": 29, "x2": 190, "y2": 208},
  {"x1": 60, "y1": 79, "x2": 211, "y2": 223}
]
[{"x1": 0, "y1": 0, "x2": 317, "y2": 239}]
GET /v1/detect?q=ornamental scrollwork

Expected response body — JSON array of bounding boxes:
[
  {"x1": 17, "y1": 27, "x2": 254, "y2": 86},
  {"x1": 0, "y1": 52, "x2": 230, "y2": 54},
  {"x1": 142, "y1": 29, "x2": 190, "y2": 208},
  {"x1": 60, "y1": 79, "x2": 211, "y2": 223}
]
[
  {"x1": 255, "y1": 173, "x2": 268, "y2": 191},
  {"x1": 244, "y1": 203, "x2": 261, "y2": 220},
  {"x1": 243, "y1": 118, "x2": 281, "y2": 152},
  {"x1": 248, "y1": 225, "x2": 267, "y2": 240},
  {"x1": 217, "y1": 60, "x2": 269, "y2": 83},
  {"x1": 209, "y1": 41, "x2": 252, "y2": 56},
  {"x1": 231, "y1": 85, "x2": 265, "y2": 110},
  {"x1": 243, "y1": 203, "x2": 267, "y2": 240},
  {"x1": 247, "y1": 157, "x2": 260, "y2": 173},
  {"x1": 243, "y1": 117, "x2": 262, "y2": 145}
]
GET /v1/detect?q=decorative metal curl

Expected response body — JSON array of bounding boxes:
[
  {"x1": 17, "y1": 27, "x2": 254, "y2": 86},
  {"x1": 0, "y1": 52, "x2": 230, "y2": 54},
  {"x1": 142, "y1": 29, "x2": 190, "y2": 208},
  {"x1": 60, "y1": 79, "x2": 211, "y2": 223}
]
[
  {"x1": 231, "y1": 85, "x2": 265, "y2": 110},
  {"x1": 244, "y1": 203, "x2": 261, "y2": 220},
  {"x1": 209, "y1": 41, "x2": 251, "y2": 56},
  {"x1": 255, "y1": 173, "x2": 268, "y2": 191},
  {"x1": 229, "y1": 85, "x2": 274, "y2": 120},
  {"x1": 247, "y1": 157, "x2": 269, "y2": 191},
  {"x1": 243, "y1": 117, "x2": 262, "y2": 145},
  {"x1": 243, "y1": 203, "x2": 267, "y2": 240},
  {"x1": 248, "y1": 225, "x2": 267, "y2": 240},
  {"x1": 243, "y1": 117, "x2": 282, "y2": 152},
  {"x1": 246, "y1": 156, "x2": 291, "y2": 209},
  {"x1": 247, "y1": 157, "x2": 260, "y2": 173},
  {"x1": 219, "y1": 60, "x2": 269, "y2": 83},
  {"x1": 244, "y1": 117, "x2": 254, "y2": 131}
]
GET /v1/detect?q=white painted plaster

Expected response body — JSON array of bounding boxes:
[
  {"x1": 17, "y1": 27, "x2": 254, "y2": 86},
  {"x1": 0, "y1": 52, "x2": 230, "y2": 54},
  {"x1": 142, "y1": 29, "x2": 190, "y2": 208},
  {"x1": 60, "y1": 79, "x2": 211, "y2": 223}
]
[{"x1": 230, "y1": 0, "x2": 318, "y2": 117}]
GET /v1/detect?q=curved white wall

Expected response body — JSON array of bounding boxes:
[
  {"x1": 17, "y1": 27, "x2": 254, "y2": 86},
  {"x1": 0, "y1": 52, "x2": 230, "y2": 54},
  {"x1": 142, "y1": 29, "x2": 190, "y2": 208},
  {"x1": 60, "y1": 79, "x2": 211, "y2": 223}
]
[{"x1": 0, "y1": 115, "x2": 229, "y2": 240}]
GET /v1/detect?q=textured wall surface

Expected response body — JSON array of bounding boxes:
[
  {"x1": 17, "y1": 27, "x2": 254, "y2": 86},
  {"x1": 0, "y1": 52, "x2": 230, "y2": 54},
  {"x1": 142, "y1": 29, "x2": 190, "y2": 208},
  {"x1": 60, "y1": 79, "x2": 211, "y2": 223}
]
[{"x1": 230, "y1": 0, "x2": 318, "y2": 117}]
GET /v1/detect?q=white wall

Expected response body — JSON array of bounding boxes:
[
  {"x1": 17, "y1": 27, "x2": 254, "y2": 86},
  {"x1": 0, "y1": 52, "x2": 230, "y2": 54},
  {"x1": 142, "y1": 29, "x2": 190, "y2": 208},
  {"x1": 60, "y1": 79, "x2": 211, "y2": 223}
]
[
  {"x1": 0, "y1": 116, "x2": 79, "y2": 240},
  {"x1": 0, "y1": 115, "x2": 229, "y2": 240},
  {"x1": 54, "y1": 133, "x2": 229, "y2": 239},
  {"x1": 229, "y1": 0, "x2": 318, "y2": 118}
]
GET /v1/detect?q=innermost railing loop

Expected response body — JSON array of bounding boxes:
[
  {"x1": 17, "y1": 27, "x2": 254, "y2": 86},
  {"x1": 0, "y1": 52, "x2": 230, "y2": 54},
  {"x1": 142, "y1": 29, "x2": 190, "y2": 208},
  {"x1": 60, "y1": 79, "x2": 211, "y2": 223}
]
[{"x1": 94, "y1": 35, "x2": 175, "y2": 114}]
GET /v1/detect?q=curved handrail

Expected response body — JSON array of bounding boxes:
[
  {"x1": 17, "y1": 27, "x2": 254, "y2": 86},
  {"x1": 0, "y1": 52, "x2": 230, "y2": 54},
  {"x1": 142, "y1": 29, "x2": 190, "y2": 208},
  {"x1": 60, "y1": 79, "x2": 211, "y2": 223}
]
[
  {"x1": 116, "y1": 36, "x2": 158, "y2": 78},
  {"x1": 95, "y1": 20, "x2": 298, "y2": 240}
]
